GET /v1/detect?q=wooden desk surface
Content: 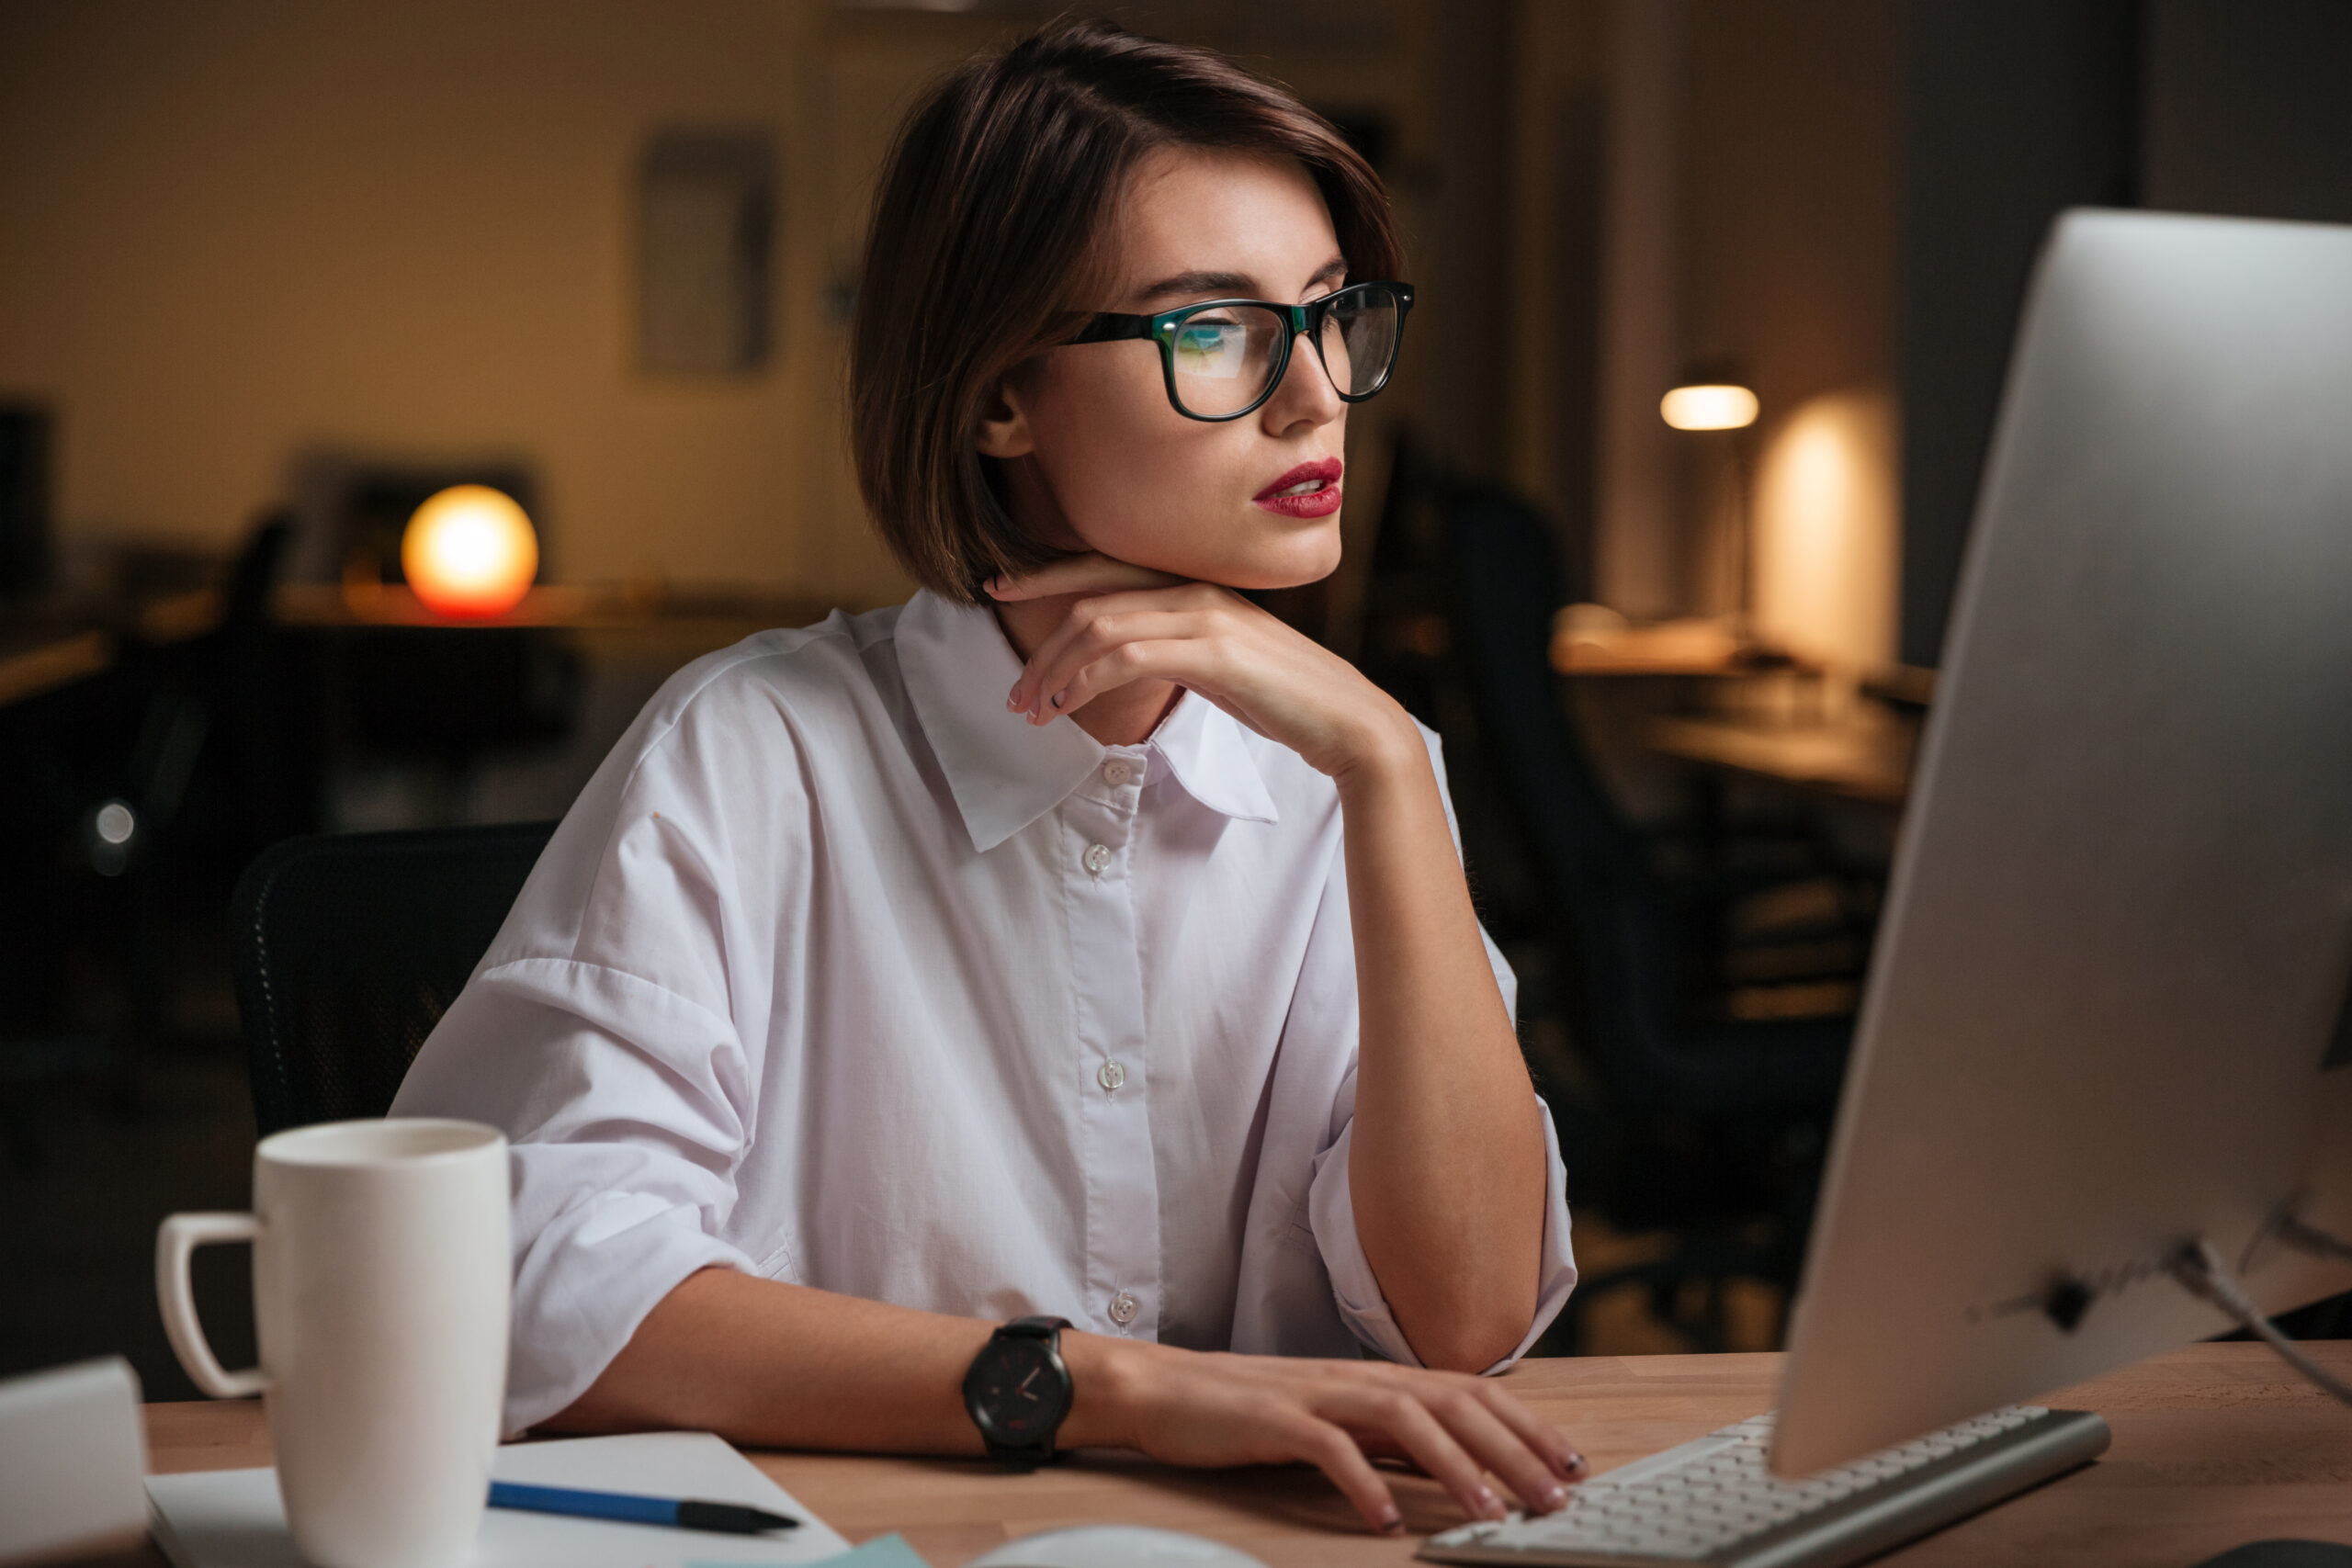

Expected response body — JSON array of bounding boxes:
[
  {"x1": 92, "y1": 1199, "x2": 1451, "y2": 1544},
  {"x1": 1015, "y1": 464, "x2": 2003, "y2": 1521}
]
[
  {"x1": 0, "y1": 625, "x2": 111, "y2": 706},
  {"x1": 272, "y1": 581, "x2": 846, "y2": 635},
  {"x1": 136, "y1": 1342, "x2": 2352, "y2": 1567}
]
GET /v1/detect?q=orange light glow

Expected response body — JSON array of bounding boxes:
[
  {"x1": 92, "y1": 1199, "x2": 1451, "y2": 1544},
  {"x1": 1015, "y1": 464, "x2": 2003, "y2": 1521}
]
[
  {"x1": 401, "y1": 485, "x2": 538, "y2": 618},
  {"x1": 1750, "y1": 390, "x2": 1897, "y2": 677}
]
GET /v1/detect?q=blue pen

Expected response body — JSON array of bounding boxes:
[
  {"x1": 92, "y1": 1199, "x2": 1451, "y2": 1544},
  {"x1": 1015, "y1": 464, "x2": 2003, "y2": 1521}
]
[{"x1": 488, "y1": 1480, "x2": 800, "y2": 1534}]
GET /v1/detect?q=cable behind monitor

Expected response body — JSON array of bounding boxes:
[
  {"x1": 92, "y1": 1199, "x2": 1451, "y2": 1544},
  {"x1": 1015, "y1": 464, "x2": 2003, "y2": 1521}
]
[
  {"x1": 2277, "y1": 1215, "x2": 2352, "y2": 1268},
  {"x1": 2168, "y1": 1235, "x2": 2352, "y2": 1409}
]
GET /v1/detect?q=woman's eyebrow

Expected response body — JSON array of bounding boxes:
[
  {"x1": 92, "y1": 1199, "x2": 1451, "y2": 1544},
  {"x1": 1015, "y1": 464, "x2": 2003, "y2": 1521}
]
[
  {"x1": 1132, "y1": 268, "x2": 1256, "y2": 303},
  {"x1": 1128, "y1": 255, "x2": 1351, "y2": 306}
]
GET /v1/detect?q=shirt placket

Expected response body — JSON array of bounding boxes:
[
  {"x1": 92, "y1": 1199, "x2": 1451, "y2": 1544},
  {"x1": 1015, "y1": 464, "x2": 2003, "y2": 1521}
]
[{"x1": 1063, "y1": 748, "x2": 1161, "y2": 1340}]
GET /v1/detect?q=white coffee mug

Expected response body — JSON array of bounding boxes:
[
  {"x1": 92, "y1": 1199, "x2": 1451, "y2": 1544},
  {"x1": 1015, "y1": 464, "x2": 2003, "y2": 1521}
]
[{"x1": 157, "y1": 1119, "x2": 510, "y2": 1568}]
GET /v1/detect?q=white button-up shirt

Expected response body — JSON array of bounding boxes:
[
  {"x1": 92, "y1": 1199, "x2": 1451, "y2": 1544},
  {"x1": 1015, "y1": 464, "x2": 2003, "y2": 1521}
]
[{"x1": 391, "y1": 590, "x2": 1577, "y2": 1433}]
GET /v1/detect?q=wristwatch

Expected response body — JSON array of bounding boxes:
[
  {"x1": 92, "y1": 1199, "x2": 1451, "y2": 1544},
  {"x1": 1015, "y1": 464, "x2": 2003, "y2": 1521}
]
[{"x1": 962, "y1": 1315, "x2": 1074, "y2": 1467}]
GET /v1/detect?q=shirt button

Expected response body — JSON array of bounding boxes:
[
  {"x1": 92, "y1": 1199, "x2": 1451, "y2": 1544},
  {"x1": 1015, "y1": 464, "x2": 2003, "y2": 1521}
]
[
  {"x1": 1097, "y1": 1059, "x2": 1126, "y2": 1091},
  {"x1": 1108, "y1": 1292, "x2": 1139, "y2": 1325},
  {"x1": 1102, "y1": 760, "x2": 1133, "y2": 786},
  {"x1": 1081, "y1": 842, "x2": 1113, "y2": 874}
]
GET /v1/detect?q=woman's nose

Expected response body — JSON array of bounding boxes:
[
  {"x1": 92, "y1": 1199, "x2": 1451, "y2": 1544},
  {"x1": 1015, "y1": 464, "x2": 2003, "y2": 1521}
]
[{"x1": 1265, "y1": 332, "x2": 1343, "y2": 425}]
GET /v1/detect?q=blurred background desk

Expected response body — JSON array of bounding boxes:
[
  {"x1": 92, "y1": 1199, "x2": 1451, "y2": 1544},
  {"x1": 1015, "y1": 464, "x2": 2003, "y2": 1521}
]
[
  {"x1": 271, "y1": 580, "x2": 836, "y2": 637},
  {"x1": 122, "y1": 1342, "x2": 2352, "y2": 1568},
  {"x1": 1645, "y1": 711, "x2": 1915, "y2": 808},
  {"x1": 0, "y1": 626, "x2": 111, "y2": 708},
  {"x1": 1548, "y1": 613, "x2": 1925, "y2": 809},
  {"x1": 271, "y1": 581, "x2": 846, "y2": 829}
]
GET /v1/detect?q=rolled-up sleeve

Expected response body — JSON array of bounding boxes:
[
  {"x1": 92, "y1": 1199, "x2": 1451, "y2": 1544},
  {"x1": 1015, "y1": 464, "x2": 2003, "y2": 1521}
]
[
  {"x1": 1307, "y1": 1074, "x2": 1578, "y2": 1371},
  {"x1": 396, "y1": 957, "x2": 762, "y2": 1433},
  {"x1": 389, "y1": 654, "x2": 802, "y2": 1435}
]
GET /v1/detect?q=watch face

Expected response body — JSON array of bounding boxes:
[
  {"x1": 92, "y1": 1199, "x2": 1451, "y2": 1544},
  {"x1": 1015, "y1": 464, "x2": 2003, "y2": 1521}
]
[{"x1": 967, "y1": 1335, "x2": 1070, "y2": 1445}]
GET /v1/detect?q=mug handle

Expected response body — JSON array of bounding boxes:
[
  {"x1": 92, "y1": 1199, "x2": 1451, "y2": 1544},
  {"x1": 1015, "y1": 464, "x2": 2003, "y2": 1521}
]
[{"x1": 156, "y1": 1213, "x2": 267, "y2": 1398}]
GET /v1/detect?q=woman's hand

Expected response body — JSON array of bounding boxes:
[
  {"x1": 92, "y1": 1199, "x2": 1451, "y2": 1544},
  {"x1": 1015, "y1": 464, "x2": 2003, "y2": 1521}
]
[
  {"x1": 1062, "y1": 1333, "x2": 1586, "y2": 1536},
  {"x1": 989, "y1": 554, "x2": 1416, "y2": 781}
]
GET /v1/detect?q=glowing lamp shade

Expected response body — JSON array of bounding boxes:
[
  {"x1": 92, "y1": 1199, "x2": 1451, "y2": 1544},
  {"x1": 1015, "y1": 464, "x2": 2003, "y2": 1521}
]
[
  {"x1": 1660, "y1": 383, "x2": 1760, "y2": 432},
  {"x1": 401, "y1": 485, "x2": 538, "y2": 617}
]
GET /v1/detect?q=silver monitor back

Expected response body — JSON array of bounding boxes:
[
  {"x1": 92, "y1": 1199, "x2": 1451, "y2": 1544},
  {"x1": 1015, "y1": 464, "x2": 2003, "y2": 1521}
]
[{"x1": 1773, "y1": 208, "x2": 2352, "y2": 1476}]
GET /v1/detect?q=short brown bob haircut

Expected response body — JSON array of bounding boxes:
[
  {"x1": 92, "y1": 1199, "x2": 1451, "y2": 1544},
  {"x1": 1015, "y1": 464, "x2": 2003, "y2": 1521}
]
[{"x1": 849, "y1": 19, "x2": 1403, "y2": 604}]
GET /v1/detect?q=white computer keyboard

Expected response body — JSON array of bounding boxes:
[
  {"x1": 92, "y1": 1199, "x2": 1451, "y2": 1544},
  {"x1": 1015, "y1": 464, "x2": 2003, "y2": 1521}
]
[{"x1": 1419, "y1": 1404, "x2": 2110, "y2": 1567}]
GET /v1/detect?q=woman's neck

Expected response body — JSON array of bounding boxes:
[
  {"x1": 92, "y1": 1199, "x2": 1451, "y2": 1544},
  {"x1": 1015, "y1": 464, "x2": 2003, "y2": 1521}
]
[{"x1": 991, "y1": 595, "x2": 1183, "y2": 749}]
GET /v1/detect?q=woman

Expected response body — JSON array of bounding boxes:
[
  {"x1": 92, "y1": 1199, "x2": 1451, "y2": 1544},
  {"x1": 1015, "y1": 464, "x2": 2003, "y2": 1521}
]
[{"x1": 392, "y1": 19, "x2": 1582, "y2": 1535}]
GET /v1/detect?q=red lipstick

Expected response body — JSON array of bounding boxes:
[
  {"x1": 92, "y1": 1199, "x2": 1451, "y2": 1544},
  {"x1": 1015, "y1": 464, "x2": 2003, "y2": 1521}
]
[{"x1": 1253, "y1": 457, "x2": 1344, "y2": 519}]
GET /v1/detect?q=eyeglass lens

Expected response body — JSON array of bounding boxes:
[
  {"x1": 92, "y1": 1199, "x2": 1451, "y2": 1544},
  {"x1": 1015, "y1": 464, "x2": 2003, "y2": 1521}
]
[{"x1": 1168, "y1": 287, "x2": 1401, "y2": 418}]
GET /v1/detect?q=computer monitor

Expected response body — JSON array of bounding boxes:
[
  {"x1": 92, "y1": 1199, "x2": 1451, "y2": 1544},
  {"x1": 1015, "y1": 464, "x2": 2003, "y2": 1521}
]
[{"x1": 1772, "y1": 208, "x2": 2352, "y2": 1476}]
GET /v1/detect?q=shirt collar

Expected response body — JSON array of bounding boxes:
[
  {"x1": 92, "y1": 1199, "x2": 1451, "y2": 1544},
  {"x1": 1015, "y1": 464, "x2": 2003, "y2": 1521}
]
[
  {"x1": 895, "y1": 589, "x2": 1280, "y2": 852},
  {"x1": 1143, "y1": 677, "x2": 1282, "y2": 827}
]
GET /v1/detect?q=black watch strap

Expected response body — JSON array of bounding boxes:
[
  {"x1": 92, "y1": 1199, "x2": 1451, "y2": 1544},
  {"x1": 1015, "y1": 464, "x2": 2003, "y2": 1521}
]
[{"x1": 966, "y1": 1314, "x2": 1073, "y2": 1466}]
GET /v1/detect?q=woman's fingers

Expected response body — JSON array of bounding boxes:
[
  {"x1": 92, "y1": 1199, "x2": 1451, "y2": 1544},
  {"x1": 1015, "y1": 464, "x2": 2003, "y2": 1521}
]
[
  {"x1": 1476, "y1": 1381, "x2": 1589, "y2": 1482},
  {"x1": 1280, "y1": 1413, "x2": 1408, "y2": 1536},
  {"x1": 1001, "y1": 588, "x2": 1214, "y2": 713},
  {"x1": 1116, "y1": 1348, "x2": 1582, "y2": 1535},
  {"x1": 985, "y1": 553, "x2": 1187, "y2": 602},
  {"x1": 1009, "y1": 606, "x2": 1215, "y2": 719},
  {"x1": 1036, "y1": 638, "x2": 1193, "y2": 721},
  {"x1": 1027, "y1": 624, "x2": 1235, "y2": 723},
  {"x1": 1324, "y1": 1382, "x2": 1510, "y2": 1523},
  {"x1": 1307, "y1": 1367, "x2": 1577, "y2": 1517},
  {"x1": 1418, "y1": 1382, "x2": 1573, "y2": 1513}
]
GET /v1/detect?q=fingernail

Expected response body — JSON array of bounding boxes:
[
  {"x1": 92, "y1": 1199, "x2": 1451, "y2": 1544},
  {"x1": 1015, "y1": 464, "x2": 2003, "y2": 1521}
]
[
  {"x1": 1049, "y1": 691, "x2": 1065, "y2": 709},
  {"x1": 1565, "y1": 1450, "x2": 1588, "y2": 1475},
  {"x1": 1376, "y1": 1506, "x2": 1405, "y2": 1535},
  {"x1": 1474, "y1": 1484, "x2": 1506, "y2": 1521},
  {"x1": 1539, "y1": 1483, "x2": 1568, "y2": 1513}
]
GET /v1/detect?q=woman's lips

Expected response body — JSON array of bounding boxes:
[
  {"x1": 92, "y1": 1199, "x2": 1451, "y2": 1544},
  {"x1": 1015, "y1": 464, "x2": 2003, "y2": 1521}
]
[{"x1": 1253, "y1": 457, "x2": 1345, "y2": 519}]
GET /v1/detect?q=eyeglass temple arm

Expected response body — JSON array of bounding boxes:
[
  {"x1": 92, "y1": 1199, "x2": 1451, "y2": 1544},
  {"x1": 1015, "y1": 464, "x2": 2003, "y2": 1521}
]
[{"x1": 1069, "y1": 312, "x2": 1159, "y2": 345}]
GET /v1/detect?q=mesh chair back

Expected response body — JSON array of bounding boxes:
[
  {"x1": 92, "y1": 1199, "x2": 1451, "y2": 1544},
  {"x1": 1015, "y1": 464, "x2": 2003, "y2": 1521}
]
[
  {"x1": 1444, "y1": 490, "x2": 1848, "y2": 1122},
  {"x1": 1442, "y1": 491, "x2": 1683, "y2": 1081},
  {"x1": 230, "y1": 821, "x2": 556, "y2": 1135}
]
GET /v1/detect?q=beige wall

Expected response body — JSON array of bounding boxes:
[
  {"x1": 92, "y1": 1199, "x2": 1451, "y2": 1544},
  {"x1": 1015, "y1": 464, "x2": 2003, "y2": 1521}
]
[
  {"x1": 1688, "y1": 0, "x2": 1900, "y2": 671},
  {"x1": 1570, "y1": 0, "x2": 1901, "y2": 669},
  {"x1": 1507, "y1": 0, "x2": 1608, "y2": 546},
  {"x1": 1682, "y1": 1, "x2": 1898, "y2": 436},
  {"x1": 0, "y1": 0, "x2": 900, "y2": 598}
]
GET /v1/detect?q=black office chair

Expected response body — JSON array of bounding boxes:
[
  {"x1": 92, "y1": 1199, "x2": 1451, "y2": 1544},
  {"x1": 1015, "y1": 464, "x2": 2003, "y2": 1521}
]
[
  {"x1": 0, "y1": 517, "x2": 296, "y2": 1169},
  {"x1": 228, "y1": 820, "x2": 556, "y2": 1135},
  {"x1": 1442, "y1": 487, "x2": 1857, "y2": 1349}
]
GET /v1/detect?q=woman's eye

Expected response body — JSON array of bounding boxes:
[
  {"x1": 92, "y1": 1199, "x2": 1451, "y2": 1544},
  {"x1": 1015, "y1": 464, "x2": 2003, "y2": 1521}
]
[{"x1": 1173, "y1": 323, "x2": 1243, "y2": 367}]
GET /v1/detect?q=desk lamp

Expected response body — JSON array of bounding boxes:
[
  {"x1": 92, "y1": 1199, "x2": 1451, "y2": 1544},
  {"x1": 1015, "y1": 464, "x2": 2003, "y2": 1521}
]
[
  {"x1": 1661, "y1": 369, "x2": 1758, "y2": 633},
  {"x1": 401, "y1": 484, "x2": 537, "y2": 618}
]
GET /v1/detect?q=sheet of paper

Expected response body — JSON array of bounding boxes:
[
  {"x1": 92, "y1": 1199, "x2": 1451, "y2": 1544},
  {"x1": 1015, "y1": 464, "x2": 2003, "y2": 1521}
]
[
  {"x1": 147, "y1": 1430, "x2": 854, "y2": 1568},
  {"x1": 741, "y1": 1537, "x2": 930, "y2": 1568}
]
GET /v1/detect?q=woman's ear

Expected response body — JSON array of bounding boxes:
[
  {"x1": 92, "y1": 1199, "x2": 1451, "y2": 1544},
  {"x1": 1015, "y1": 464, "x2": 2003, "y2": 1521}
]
[{"x1": 974, "y1": 374, "x2": 1035, "y2": 459}]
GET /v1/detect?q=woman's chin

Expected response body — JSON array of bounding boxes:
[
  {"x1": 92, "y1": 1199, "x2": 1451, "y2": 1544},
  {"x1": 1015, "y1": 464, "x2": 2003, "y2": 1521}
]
[{"x1": 1153, "y1": 528, "x2": 1341, "y2": 592}]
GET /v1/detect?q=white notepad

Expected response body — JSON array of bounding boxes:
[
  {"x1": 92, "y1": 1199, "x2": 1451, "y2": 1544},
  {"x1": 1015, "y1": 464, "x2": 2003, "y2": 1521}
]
[{"x1": 146, "y1": 1430, "x2": 854, "y2": 1568}]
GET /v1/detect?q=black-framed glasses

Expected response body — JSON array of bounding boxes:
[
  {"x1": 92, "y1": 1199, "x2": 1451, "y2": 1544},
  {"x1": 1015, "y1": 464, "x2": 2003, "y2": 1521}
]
[{"x1": 1069, "y1": 280, "x2": 1415, "y2": 422}]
